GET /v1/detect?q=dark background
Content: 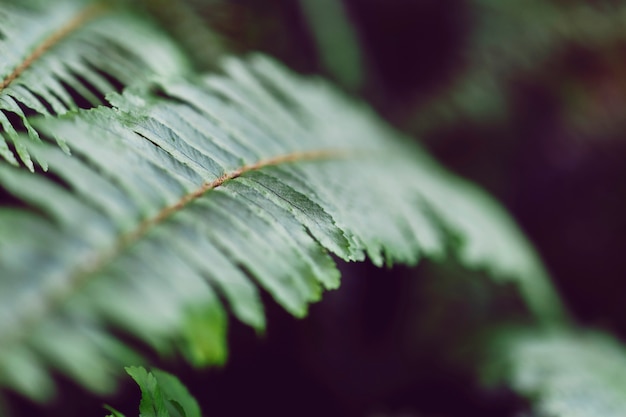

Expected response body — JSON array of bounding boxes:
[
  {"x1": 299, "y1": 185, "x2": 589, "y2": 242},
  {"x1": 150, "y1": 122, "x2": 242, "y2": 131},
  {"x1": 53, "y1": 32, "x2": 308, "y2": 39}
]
[{"x1": 7, "y1": 0, "x2": 626, "y2": 416}]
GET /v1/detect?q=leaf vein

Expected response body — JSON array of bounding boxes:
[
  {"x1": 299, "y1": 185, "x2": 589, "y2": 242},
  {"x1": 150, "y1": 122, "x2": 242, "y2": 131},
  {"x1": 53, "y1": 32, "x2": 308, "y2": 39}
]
[{"x1": 2, "y1": 148, "x2": 347, "y2": 351}]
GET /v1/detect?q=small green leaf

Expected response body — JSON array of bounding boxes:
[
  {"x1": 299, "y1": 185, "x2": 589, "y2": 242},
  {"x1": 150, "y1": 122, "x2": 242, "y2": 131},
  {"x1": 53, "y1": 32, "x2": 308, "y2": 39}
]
[
  {"x1": 103, "y1": 404, "x2": 126, "y2": 417},
  {"x1": 299, "y1": 0, "x2": 364, "y2": 89},
  {"x1": 179, "y1": 300, "x2": 228, "y2": 367},
  {"x1": 153, "y1": 369, "x2": 202, "y2": 417},
  {"x1": 124, "y1": 367, "x2": 202, "y2": 417},
  {"x1": 125, "y1": 366, "x2": 169, "y2": 417}
]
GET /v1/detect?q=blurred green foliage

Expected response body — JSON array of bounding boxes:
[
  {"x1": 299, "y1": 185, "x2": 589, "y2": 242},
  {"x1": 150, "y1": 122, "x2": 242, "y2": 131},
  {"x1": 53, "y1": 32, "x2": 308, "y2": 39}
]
[
  {"x1": 4, "y1": 1, "x2": 626, "y2": 416},
  {"x1": 172, "y1": 1, "x2": 626, "y2": 415}
]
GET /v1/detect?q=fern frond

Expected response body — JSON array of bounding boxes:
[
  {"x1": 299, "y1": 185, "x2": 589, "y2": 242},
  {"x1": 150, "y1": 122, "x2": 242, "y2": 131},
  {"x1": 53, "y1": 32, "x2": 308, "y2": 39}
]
[
  {"x1": 0, "y1": 54, "x2": 564, "y2": 401},
  {"x1": 488, "y1": 329, "x2": 626, "y2": 417},
  {"x1": 0, "y1": 0, "x2": 187, "y2": 171}
]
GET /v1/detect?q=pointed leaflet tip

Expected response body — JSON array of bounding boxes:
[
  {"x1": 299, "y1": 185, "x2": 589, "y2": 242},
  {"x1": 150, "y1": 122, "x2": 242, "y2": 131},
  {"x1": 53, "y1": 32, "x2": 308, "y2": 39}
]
[{"x1": 125, "y1": 366, "x2": 169, "y2": 417}]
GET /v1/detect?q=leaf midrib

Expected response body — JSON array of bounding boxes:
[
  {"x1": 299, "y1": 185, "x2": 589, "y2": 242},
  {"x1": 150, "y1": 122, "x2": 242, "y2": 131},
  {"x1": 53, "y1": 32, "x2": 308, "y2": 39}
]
[{"x1": 2, "y1": 149, "x2": 347, "y2": 349}]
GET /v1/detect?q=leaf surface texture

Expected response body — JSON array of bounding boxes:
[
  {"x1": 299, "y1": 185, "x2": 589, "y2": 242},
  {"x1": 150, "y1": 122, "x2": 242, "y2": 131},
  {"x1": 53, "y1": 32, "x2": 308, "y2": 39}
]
[{"x1": 0, "y1": 49, "x2": 563, "y2": 399}]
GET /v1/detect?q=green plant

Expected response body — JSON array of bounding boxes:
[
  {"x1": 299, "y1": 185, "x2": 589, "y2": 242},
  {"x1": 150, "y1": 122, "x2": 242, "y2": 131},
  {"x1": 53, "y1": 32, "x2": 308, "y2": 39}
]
[
  {"x1": 105, "y1": 367, "x2": 202, "y2": 417},
  {"x1": 0, "y1": 1, "x2": 624, "y2": 416}
]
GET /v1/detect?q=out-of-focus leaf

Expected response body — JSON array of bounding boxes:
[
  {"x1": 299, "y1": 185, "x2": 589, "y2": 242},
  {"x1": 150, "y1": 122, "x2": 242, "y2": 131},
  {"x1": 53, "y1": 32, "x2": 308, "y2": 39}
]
[{"x1": 488, "y1": 329, "x2": 626, "y2": 417}]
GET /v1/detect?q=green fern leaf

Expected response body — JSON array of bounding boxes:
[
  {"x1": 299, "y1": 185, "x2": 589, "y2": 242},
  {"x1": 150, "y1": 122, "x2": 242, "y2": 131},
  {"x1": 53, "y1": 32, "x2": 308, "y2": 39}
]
[
  {"x1": 0, "y1": 0, "x2": 188, "y2": 171},
  {"x1": 125, "y1": 366, "x2": 201, "y2": 417},
  {"x1": 149, "y1": 368, "x2": 202, "y2": 417},
  {"x1": 488, "y1": 329, "x2": 626, "y2": 417},
  {"x1": 126, "y1": 366, "x2": 170, "y2": 417},
  {"x1": 0, "y1": 54, "x2": 564, "y2": 402}
]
